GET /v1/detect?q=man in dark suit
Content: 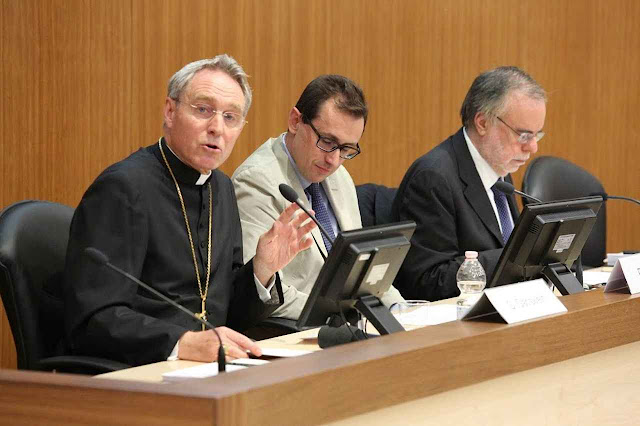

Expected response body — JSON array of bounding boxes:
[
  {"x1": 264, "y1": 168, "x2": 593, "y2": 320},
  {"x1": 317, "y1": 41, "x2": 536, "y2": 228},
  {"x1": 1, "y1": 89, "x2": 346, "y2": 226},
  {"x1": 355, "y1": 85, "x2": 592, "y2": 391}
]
[
  {"x1": 392, "y1": 66, "x2": 547, "y2": 301},
  {"x1": 64, "y1": 55, "x2": 315, "y2": 366}
]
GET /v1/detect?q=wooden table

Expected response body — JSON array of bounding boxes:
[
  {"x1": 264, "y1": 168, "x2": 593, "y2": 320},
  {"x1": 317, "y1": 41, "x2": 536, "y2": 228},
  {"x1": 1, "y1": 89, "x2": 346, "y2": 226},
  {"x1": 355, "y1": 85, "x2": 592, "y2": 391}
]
[
  {"x1": 96, "y1": 327, "x2": 323, "y2": 383},
  {"x1": 1, "y1": 289, "x2": 639, "y2": 425}
]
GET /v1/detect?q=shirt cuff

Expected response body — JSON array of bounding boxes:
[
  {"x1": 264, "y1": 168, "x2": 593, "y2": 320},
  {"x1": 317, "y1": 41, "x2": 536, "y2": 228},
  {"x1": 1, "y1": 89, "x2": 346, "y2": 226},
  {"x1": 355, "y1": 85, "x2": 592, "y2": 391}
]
[
  {"x1": 255, "y1": 273, "x2": 276, "y2": 302},
  {"x1": 167, "y1": 341, "x2": 180, "y2": 361}
]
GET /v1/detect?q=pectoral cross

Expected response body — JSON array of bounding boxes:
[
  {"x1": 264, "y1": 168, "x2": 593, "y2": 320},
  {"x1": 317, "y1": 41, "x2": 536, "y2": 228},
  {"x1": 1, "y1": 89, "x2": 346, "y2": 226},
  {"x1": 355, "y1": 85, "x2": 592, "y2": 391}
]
[{"x1": 195, "y1": 298, "x2": 207, "y2": 331}]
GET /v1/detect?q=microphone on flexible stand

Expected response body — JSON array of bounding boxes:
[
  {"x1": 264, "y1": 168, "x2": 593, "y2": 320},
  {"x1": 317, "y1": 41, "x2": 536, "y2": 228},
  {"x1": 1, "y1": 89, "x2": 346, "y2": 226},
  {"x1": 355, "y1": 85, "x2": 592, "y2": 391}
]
[
  {"x1": 279, "y1": 183, "x2": 373, "y2": 347},
  {"x1": 84, "y1": 247, "x2": 226, "y2": 372},
  {"x1": 589, "y1": 192, "x2": 640, "y2": 207},
  {"x1": 493, "y1": 180, "x2": 543, "y2": 203}
]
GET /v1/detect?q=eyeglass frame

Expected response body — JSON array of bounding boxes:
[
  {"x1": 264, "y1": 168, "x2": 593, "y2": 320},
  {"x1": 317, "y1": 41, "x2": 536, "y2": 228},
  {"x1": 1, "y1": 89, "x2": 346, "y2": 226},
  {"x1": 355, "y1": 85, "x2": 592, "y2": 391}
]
[
  {"x1": 302, "y1": 116, "x2": 361, "y2": 160},
  {"x1": 174, "y1": 99, "x2": 248, "y2": 129},
  {"x1": 496, "y1": 116, "x2": 545, "y2": 144}
]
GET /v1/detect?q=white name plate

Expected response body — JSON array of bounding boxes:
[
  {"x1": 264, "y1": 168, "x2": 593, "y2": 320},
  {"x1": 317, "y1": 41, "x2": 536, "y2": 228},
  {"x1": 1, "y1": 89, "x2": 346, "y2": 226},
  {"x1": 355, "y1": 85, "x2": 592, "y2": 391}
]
[
  {"x1": 462, "y1": 279, "x2": 567, "y2": 324},
  {"x1": 604, "y1": 253, "x2": 640, "y2": 294}
]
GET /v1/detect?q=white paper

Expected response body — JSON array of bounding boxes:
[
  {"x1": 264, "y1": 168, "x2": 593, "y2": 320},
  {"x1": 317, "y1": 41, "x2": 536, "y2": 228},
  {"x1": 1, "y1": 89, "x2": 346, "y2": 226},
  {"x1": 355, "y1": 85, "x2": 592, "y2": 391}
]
[
  {"x1": 259, "y1": 347, "x2": 312, "y2": 358},
  {"x1": 621, "y1": 255, "x2": 640, "y2": 292},
  {"x1": 394, "y1": 304, "x2": 458, "y2": 326},
  {"x1": 486, "y1": 279, "x2": 567, "y2": 324},
  {"x1": 229, "y1": 358, "x2": 270, "y2": 367},
  {"x1": 162, "y1": 363, "x2": 246, "y2": 382},
  {"x1": 604, "y1": 254, "x2": 640, "y2": 293},
  {"x1": 463, "y1": 279, "x2": 567, "y2": 324},
  {"x1": 583, "y1": 270, "x2": 611, "y2": 286}
]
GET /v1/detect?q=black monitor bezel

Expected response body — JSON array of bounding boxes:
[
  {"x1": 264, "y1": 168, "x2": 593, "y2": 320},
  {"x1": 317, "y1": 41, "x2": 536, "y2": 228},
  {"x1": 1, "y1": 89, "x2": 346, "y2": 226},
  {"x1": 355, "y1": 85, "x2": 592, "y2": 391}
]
[
  {"x1": 296, "y1": 221, "x2": 416, "y2": 330},
  {"x1": 487, "y1": 196, "x2": 603, "y2": 289}
]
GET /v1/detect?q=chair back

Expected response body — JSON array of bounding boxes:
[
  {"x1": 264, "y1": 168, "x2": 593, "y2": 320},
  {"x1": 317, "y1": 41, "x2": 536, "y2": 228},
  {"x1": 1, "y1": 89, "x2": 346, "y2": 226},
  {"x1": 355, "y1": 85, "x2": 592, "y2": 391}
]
[
  {"x1": 522, "y1": 156, "x2": 606, "y2": 267},
  {"x1": 356, "y1": 184, "x2": 398, "y2": 227},
  {"x1": 0, "y1": 200, "x2": 73, "y2": 370}
]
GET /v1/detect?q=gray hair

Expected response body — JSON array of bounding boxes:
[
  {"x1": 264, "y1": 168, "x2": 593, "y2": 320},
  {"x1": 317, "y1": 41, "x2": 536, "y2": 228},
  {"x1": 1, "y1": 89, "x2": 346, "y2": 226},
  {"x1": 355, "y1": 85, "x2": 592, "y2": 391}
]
[
  {"x1": 167, "y1": 54, "x2": 252, "y2": 116},
  {"x1": 460, "y1": 66, "x2": 546, "y2": 130}
]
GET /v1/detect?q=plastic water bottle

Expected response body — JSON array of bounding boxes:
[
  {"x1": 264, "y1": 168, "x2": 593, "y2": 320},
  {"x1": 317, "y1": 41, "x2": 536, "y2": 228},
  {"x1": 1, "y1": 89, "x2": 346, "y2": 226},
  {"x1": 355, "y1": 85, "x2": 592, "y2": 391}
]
[{"x1": 456, "y1": 251, "x2": 487, "y2": 319}]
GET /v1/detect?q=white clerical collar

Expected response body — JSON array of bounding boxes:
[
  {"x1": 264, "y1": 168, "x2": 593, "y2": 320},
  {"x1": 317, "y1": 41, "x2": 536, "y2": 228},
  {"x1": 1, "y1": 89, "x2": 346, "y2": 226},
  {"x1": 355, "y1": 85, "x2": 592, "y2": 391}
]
[
  {"x1": 281, "y1": 132, "x2": 312, "y2": 189},
  {"x1": 165, "y1": 141, "x2": 212, "y2": 185},
  {"x1": 463, "y1": 127, "x2": 501, "y2": 191}
]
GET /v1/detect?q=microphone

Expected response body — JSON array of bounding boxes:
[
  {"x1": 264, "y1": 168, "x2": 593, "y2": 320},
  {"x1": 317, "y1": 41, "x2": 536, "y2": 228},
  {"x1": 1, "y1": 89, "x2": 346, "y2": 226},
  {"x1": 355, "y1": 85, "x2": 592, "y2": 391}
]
[
  {"x1": 279, "y1": 183, "x2": 336, "y2": 246},
  {"x1": 494, "y1": 180, "x2": 543, "y2": 203},
  {"x1": 84, "y1": 247, "x2": 226, "y2": 372},
  {"x1": 280, "y1": 184, "x2": 368, "y2": 341},
  {"x1": 589, "y1": 192, "x2": 640, "y2": 206}
]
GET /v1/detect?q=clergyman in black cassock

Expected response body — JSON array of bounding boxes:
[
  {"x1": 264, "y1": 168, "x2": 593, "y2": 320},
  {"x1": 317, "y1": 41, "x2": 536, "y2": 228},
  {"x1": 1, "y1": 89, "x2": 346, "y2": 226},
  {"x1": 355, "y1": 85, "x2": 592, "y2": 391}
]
[
  {"x1": 64, "y1": 141, "x2": 283, "y2": 366},
  {"x1": 63, "y1": 55, "x2": 315, "y2": 366}
]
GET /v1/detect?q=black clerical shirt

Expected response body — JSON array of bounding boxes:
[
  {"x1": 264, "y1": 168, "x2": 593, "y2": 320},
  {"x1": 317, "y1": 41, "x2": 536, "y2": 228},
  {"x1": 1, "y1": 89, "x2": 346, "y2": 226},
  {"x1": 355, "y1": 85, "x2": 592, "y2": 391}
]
[{"x1": 63, "y1": 139, "x2": 282, "y2": 366}]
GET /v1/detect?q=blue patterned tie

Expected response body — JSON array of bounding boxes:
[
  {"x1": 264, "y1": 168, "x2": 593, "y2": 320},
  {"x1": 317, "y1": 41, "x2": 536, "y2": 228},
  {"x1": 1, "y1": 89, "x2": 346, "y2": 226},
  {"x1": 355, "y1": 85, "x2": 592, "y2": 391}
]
[
  {"x1": 306, "y1": 183, "x2": 335, "y2": 252},
  {"x1": 491, "y1": 182, "x2": 514, "y2": 244}
]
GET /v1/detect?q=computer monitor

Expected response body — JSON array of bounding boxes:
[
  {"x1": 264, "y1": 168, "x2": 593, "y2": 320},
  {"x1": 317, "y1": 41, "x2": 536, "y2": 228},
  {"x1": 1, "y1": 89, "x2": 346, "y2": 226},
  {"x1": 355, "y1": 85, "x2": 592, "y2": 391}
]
[
  {"x1": 487, "y1": 196, "x2": 603, "y2": 294},
  {"x1": 296, "y1": 221, "x2": 416, "y2": 334}
]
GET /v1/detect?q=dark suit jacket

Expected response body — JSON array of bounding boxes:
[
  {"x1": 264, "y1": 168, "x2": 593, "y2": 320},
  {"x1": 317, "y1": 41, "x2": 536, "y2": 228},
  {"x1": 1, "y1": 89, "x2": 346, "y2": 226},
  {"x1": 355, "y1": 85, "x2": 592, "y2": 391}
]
[
  {"x1": 64, "y1": 142, "x2": 282, "y2": 366},
  {"x1": 392, "y1": 128, "x2": 519, "y2": 301}
]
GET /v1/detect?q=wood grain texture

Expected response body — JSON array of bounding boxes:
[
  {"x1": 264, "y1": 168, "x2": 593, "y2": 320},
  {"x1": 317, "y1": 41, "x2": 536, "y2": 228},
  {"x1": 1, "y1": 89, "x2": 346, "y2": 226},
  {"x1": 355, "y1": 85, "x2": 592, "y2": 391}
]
[
  {"x1": 329, "y1": 340, "x2": 640, "y2": 425},
  {"x1": 1, "y1": 289, "x2": 640, "y2": 425},
  {"x1": 1, "y1": 0, "x2": 638, "y2": 369},
  {"x1": 209, "y1": 290, "x2": 640, "y2": 425},
  {"x1": 0, "y1": 371, "x2": 214, "y2": 425}
]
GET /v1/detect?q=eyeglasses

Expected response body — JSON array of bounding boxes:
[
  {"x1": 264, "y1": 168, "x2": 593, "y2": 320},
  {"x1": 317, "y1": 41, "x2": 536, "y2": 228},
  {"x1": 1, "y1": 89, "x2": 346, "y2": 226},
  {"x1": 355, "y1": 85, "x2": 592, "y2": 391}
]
[
  {"x1": 305, "y1": 118, "x2": 361, "y2": 160},
  {"x1": 176, "y1": 100, "x2": 247, "y2": 129},
  {"x1": 496, "y1": 117, "x2": 545, "y2": 144}
]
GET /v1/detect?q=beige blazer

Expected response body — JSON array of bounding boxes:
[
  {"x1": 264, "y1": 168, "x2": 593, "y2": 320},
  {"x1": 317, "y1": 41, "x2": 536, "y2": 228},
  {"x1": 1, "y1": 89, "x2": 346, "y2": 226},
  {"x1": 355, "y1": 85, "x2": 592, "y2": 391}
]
[{"x1": 232, "y1": 134, "x2": 404, "y2": 319}]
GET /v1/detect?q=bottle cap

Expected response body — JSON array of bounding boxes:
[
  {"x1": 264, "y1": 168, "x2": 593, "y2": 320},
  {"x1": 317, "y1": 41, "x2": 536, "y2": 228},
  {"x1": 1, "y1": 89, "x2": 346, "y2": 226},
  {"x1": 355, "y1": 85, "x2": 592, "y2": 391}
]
[{"x1": 464, "y1": 251, "x2": 478, "y2": 259}]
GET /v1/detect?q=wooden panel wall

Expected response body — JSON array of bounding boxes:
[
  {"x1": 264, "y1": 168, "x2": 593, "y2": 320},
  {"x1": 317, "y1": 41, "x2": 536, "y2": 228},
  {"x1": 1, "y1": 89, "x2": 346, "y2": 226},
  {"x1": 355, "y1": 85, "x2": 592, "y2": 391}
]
[{"x1": 1, "y1": 0, "x2": 638, "y2": 369}]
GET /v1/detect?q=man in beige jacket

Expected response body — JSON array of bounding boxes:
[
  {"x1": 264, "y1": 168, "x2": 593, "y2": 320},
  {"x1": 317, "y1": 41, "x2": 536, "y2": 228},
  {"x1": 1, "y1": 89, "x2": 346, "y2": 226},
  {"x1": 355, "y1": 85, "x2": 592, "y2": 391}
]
[{"x1": 232, "y1": 75, "x2": 404, "y2": 320}]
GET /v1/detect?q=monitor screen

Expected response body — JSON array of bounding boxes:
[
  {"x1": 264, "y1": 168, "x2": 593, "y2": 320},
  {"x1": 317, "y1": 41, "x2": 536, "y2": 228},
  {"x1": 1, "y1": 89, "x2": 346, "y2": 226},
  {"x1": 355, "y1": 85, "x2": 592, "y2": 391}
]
[
  {"x1": 296, "y1": 221, "x2": 416, "y2": 333},
  {"x1": 487, "y1": 196, "x2": 603, "y2": 294}
]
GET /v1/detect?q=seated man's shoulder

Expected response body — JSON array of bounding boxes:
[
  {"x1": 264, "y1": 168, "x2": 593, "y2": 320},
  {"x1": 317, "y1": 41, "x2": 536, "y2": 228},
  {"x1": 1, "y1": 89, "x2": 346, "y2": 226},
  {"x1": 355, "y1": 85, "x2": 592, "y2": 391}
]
[
  {"x1": 90, "y1": 147, "x2": 158, "y2": 191},
  {"x1": 232, "y1": 137, "x2": 282, "y2": 183},
  {"x1": 332, "y1": 163, "x2": 355, "y2": 181},
  {"x1": 326, "y1": 165, "x2": 358, "y2": 202},
  {"x1": 413, "y1": 137, "x2": 457, "y2": 173},
  {"x1": 402, "y1": 147, "x2": 455, "y2": 193},
  {"x1": 395, "y1": 134, "x2": 463, "y2": 209}
]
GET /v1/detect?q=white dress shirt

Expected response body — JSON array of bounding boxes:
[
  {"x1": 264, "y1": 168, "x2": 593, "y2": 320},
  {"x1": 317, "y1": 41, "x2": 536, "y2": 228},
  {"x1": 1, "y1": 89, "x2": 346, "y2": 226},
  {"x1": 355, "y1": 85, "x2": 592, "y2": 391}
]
[{"x1": 463, "y1": 127, "x2": 514, "y2": 234}]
